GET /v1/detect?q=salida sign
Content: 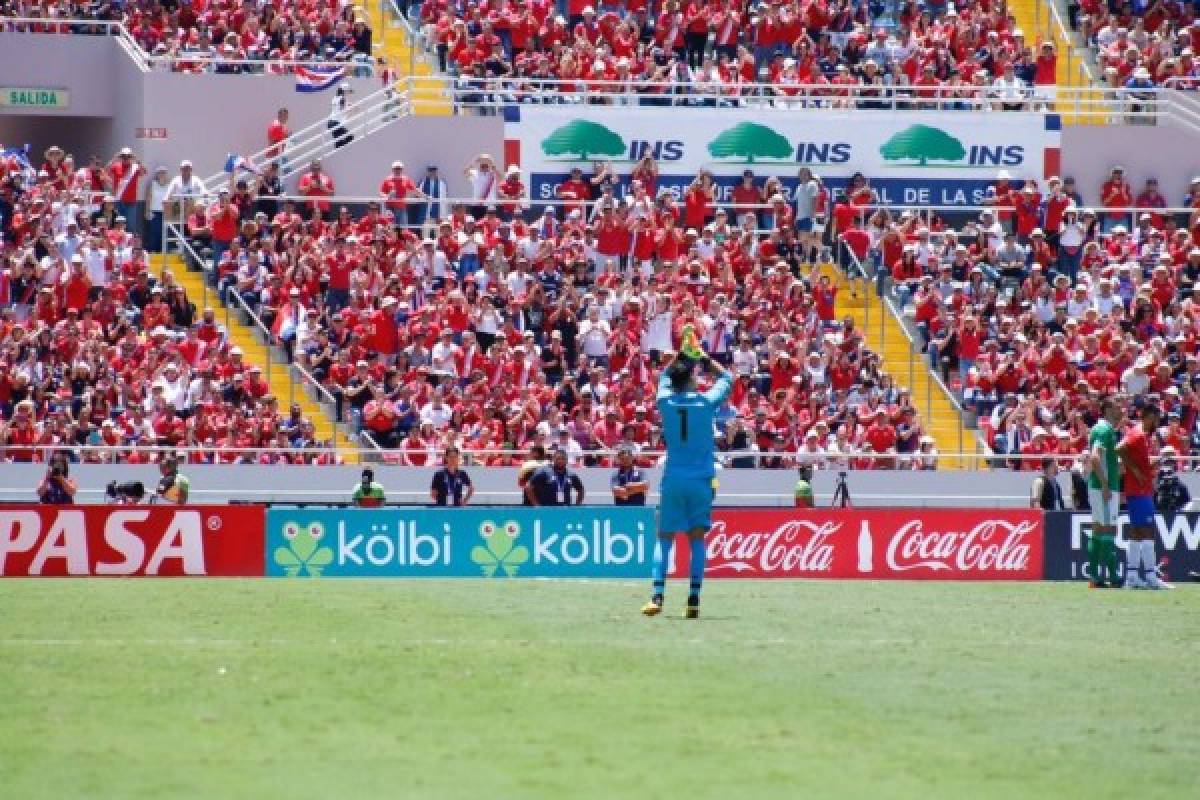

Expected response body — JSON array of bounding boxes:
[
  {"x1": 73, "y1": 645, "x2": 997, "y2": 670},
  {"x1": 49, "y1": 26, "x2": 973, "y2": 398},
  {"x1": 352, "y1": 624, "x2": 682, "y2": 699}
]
[
  {"x1": 671, "y1": 509, "x2": 1043, "y2": 580},
  {"x1": 0, "y1": 506, "x2": 264, "y2": 577}
]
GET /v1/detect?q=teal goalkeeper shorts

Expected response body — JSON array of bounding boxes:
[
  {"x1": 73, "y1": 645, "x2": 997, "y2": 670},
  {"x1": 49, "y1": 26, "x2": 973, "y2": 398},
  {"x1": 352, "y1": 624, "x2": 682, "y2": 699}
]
[{"x1": 658, "y1": 476, "x2": 713, "y2": 534}]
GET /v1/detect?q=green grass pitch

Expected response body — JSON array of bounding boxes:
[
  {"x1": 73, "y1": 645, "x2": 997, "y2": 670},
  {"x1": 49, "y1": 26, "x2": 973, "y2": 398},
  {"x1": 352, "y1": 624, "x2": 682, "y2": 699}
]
[{"x1": 1, "y1": 580, "x2": 1197, "y2": 799}]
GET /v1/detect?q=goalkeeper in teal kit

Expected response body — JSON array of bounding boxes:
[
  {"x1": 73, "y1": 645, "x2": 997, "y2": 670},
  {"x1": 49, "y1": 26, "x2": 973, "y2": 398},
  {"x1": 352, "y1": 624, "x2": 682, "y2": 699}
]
[{"x1": 642, "y1": 340, "x2": 732, "y2": 620}]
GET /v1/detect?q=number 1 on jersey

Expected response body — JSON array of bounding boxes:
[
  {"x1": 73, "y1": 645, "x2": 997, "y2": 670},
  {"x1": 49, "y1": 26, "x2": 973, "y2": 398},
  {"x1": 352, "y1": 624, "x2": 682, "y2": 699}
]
[{"x1": 677, "y1": 408, "x2": 688, "y2": 442}]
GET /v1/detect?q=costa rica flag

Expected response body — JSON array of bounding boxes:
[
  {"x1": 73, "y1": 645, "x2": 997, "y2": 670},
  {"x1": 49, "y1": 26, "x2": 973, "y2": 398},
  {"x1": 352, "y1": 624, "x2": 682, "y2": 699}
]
[{"x1": 295, "y1": 65, "x2": 345, "y2": 93}]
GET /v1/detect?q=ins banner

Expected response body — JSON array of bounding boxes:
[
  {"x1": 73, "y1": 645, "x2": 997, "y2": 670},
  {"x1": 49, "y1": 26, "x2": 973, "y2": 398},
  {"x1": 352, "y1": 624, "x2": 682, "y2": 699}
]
[{"x1": 506, "y1": 106, "x2": 1061, "y2": 207}]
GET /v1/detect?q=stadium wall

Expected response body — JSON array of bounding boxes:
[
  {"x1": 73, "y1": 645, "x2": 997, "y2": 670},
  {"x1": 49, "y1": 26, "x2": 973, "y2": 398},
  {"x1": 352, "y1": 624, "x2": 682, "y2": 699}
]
[
  {"x1": 1061, "y1": 123, "x2": 1200, "y2": 205},
  {"x1": 3, "y1": 464, "x2": 1199, "y2": 508}
]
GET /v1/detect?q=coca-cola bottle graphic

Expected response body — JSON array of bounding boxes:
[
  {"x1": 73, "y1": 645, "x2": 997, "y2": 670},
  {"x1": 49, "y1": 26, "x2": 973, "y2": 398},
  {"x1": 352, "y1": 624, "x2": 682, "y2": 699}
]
[{"x1": 857, "y1": 521, "x2": 873, "y2": 573}]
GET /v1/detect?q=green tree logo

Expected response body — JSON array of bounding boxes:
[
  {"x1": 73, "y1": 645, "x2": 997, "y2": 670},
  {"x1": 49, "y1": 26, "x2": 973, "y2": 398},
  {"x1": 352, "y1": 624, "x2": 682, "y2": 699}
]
[
  {"x1": 274, "y1": 521, "x2": 334, "y2": 578},
  {"x1": 707, "y1": 122, "x2": 793, "y2": 164},
  {"x1": 469, "y1": 520, "x2": 530, "y2": 578},
  {"x1": 541, "y1": 120, "x2": 626, "y2": 161},
  {"x1": 879, "y1": 125, "x2": 967, "y2": 166}
]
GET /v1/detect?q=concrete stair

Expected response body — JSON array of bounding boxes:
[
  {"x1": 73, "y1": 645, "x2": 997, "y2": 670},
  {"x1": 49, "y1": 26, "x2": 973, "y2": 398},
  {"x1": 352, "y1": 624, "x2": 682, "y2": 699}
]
[
  {"x1": 822, "y1": 262, "x2": 979, "y2": 469},
  {"x1": 367, "y1": 0, "x2": 452, "y2": 115},
  {"x1": 1008, "y1": 0, "x2": 1104, "y2": 125},
  {"x1": 157, "y1": 253, "x2": 360, "y2": 463}
]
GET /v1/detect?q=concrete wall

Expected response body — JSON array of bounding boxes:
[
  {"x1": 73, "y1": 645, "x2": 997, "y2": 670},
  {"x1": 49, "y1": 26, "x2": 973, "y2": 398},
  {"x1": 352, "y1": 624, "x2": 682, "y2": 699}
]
[
  {"x1": 135, "y1": 71, "x2": 379, "y2": 179},
  {"x1": 317, "y1": 113, "x2": 504, "y2": 198},
  {"x1": 6, "y1": 464, "x2": 1198, "y2": 508},
  {"x1": 0, "y1": 33, "x2": 116, "y2": 118},
  {"x1": 1060, "y1": 122, "x2": 1200, "y2": 207}
]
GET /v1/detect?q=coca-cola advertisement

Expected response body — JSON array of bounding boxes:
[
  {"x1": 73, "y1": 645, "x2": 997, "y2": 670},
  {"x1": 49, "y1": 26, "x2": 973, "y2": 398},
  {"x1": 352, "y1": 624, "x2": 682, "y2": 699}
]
[
  {"x1": 0, "y1": 506, "x2": 264, "y2": 577},
  {"x1": 671, "y1": 509, "x2": 1044, "y2": 580}
]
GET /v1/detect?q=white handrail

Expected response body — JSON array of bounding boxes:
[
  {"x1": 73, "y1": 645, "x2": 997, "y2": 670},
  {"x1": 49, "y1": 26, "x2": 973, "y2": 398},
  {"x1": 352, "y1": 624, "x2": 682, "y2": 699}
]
[
  {"x1": 201, "y1": 82, "x2": 412, "y2": 187},
  {"x1": 181, "y1": 191, "x2": 1200, "y2": 218}
]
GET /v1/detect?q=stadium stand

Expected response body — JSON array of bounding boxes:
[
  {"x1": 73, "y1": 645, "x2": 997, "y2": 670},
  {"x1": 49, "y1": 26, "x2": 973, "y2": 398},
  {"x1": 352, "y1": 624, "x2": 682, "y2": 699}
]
[
  {"x1": 1074, "y1": 1, "x2": 1199, "y2": 90},
  {"x1": 183, "y1": 150, "x2": 946, "y2": 470},
  {"x1": 867, "y1": 169, "x2": 1200, "y2": 468},
  {"x1": 0, "y1": 145, "x2": 340, "y2": 464},
  {"x1": 412, "y1": 0, "x2": 1064, "y2": 109}
]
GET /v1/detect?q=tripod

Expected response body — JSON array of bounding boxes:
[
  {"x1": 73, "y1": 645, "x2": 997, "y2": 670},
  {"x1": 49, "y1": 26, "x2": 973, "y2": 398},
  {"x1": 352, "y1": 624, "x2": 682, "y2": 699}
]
[{"x1": 831, "y1": 471, "x2": 852, "y2": 508}]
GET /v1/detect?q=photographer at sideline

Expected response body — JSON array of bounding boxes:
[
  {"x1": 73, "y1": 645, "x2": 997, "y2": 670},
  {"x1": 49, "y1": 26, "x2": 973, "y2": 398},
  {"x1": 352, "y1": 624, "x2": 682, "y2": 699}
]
[
  {"x1": 794, "y1": 465, "x2": 814, "y2": 508},
  {"x1": 156, "y1": 456, "x2": 190, "y2": 505},
  {"x1": 37, "y1": 452, "x2": 77, "y2": 505},
  {"x1": 352, "y1": 468, "x2": 386, "y2": 507},
  {"x1": 1154, "y1": 455, "x2": 1191, "y2": 514}
]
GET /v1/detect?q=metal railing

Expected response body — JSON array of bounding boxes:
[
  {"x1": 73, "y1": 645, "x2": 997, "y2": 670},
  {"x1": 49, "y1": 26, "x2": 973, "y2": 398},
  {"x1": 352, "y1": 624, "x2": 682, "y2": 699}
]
[
  {"x1": 160, "y1": 215, "x2": 345, "y2": 449},
  {"x1": 403, "y1": 75, "x2": 1194, "y2": 121},
  {"x1": 4, "y1": 443, "x2": 1190, "y2": 472},
  {"x1": 835, "y1": 237, "x2": 970, "y2": 468}
]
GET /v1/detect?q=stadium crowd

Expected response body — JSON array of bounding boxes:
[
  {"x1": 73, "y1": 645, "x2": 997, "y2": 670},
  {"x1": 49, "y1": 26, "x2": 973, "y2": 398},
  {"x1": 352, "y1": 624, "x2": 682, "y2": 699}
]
[
  {"x1": 166, "y1": 146, "x2": 947, "y2": 470},
  {"x1": 0, "y1": 0, "x2": 379, "y2": 75},
  {"x1": 1073, "y1": 0, "x2": 1199, "y2": 90},
  {"x1": 0, "y1": 144, "x2": 336, "y2": 464},
  {"x1": 7, "y1": 138, "x2": 1200, "y2": 471},
  {"x1": 418, "y1": 0, "x2": 1060, "y2": 110},
  {"x1": 865, "y1": 166, "x2": 1200, "y2": 468}
]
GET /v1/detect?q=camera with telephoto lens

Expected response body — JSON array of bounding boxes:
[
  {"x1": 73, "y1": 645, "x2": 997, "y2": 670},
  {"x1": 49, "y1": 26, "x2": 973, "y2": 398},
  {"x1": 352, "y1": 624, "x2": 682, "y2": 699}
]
[{"x1": 106, "y1": 480, "x2": 146, "y2": 503}]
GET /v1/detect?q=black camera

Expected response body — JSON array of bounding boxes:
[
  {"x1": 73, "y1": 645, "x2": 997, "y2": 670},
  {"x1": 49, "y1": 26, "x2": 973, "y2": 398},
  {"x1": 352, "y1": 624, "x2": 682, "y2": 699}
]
[
  {"x1": 106, "y1": 481, "x2": 146, "y2": 503},
  {"x1": 51, "y1": 464, "x2": 66, "y2": 477}
]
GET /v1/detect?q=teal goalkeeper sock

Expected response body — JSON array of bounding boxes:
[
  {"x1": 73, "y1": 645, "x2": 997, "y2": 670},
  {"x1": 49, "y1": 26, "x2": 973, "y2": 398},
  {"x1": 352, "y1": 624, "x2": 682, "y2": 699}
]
[
  {"x1": 689, "y1": 537, "x2": 706, "y2": 598},
  {"x1": 652, "y1": 537, "x2": 673, "y2": 595}
]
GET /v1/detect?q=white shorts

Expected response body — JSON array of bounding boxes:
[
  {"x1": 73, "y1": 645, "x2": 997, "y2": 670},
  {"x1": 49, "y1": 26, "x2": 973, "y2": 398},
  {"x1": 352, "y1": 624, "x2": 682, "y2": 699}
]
[{"x1": 1088, "y1": 489, "x2": 1119, "y2": 527}]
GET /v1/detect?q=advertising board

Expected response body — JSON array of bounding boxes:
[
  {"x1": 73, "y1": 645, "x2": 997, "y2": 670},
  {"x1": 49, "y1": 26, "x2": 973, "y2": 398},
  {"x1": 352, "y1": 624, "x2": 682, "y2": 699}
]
[
  {"x1": 0, "y1": 505, "x2": 264, "y2": 577},
  {"x1": 669, "y1": 509, "x2": 1043, "y2": 580},
  {"x1": 265, "y1": 507, "x2": 656, "y2": 578},
  {"x1": 1043, "y1": 511, "x2": 1200, "y2": 581},
  {"x1": 505, "y1": 106, "x2": 1061, "y2": 207}
]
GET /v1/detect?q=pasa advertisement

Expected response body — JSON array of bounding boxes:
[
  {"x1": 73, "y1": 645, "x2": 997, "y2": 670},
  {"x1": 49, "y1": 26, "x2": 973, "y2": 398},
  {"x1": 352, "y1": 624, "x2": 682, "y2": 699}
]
[
  {"x1": 0, "y1": 505, "x2": 264, "y2": 577},
  {"x1": 505, "y1": 106, "x2": 1061, "y2": 207},
  {"x1": 265, "y1": 507, "x2": 656, "y2": 578}
]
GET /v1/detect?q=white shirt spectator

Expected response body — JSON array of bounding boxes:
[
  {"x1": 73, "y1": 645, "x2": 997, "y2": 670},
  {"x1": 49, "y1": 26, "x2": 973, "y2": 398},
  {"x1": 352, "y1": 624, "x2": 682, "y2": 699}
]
[
  {"x1": 1121, "y1": 366, "x2": 1151, "y2": 396},
  {"x1": 466, "y1": 165, "x2": 499, "y2": 203},
  {"x1": 431, "y1": 339, "x2": 460, "y2": 375},
  {"x1": 79, "y1": 244, "x2": 108, "y2": 288},
  {"x1": 794, "y1": 178, "x2": 820, "y2": 222},
  {"x1": 420, "y1": 400, "x2": 454, "y2": 429},
  {"x1": 579, "y1": 315, "x2": 612, "y2": 358},
  {"x1": 732, "y1": 344, "x2": 758, "y2": 376},
  {"x1": 1093, "y1": 290, "x2": 1118, "y2": 317},
  {"x1": 506, "y1": 267, "x2": 532, "y2": 297},
  {"x1": 992, "y1": 75, "x2": 1028, "y2": 102},
  {"x1": 1066, "y1": 293, "x2": 1092, "y2": 318},
  {"x1": 643, "y1": 308, "x2": 673, "y2": 353},
  {"x1": 54, "y1": 231, "x2": 83, "y2": 262},
  {"x1": 153, "y1": 372, "x2": 188, "y2": 410},
  {"x1": 165, "y1": 171, "x2": 206, "y2": 206}
]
